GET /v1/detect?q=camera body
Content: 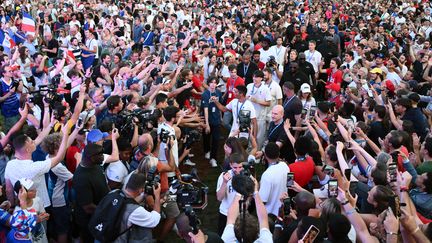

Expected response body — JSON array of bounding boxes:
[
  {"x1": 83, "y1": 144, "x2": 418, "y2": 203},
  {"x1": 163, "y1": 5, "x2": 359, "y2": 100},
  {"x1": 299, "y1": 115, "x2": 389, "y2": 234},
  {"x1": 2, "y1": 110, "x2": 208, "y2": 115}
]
[
  {"x1": 184, "y1": 129, "x2": 201, "y2": 149},
  {"x1": 185, "y1": 205, "x2": 200, "y2": 234},
  {"x1": 160, "y1": 128, "x2": 171, "y2": 143},
  {"x1": 238, "y1": 110, "x2": 251, "y2": 132},
  {"x1": 145, "y1": 166, "x2": 161, "y2": 196},
  {"x1": 169, "y1": 174, "x2": 208, "y2": 210}
]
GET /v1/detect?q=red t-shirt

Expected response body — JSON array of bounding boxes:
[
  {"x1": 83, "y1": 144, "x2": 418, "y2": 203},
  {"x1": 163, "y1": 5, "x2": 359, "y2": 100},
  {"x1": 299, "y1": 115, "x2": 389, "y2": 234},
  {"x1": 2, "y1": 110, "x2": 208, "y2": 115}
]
[
  {"x1": 65, "y1": 142, "x2": 85, "y2": 174},
  {"x1": 326, "y1": 68, "x2": 343, "y2": 84},
  {"x1": 289, "y1": 156, "x2": 315, "y2": 187},
  {"x1": 225, "y1": 77, "x2": 245, "y2": 104},
  {"x1": 191, "y1": 75, "x2": 204, "y2": 100}
]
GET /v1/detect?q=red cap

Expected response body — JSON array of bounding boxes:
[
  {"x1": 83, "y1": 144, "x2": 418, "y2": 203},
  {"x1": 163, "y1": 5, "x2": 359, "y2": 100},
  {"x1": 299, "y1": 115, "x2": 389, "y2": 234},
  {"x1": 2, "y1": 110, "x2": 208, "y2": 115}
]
[
  {"x1": 9, "y1": 65, "x2": 20, "y2": 71},
  {"x1": 325, "y1": 82, "x2": 341, "y2": 93},
  {"x1": 385, "y1": 80, "x2": 395, "y2": 93}
]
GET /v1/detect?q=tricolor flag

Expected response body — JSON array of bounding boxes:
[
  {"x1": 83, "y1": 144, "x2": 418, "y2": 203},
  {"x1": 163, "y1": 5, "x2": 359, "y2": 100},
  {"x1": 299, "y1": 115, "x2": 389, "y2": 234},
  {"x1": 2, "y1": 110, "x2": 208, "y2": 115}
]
[
  {"x1": 0, "y1": 30, "x2": 16, "y2": 54},
  {"x1": 21, "y1": 12, "x2": 36, "y2": 37}
]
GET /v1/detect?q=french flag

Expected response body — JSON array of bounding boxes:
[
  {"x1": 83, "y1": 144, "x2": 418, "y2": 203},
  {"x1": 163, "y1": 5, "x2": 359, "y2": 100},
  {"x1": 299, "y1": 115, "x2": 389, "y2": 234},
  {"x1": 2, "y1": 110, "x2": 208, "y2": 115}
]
[
  {"x1": 21, "y1": 12, "x2": 36, "y2": 37},
  {"x1": 0, "y1": 30, "x2": 16, "y2": 54}
]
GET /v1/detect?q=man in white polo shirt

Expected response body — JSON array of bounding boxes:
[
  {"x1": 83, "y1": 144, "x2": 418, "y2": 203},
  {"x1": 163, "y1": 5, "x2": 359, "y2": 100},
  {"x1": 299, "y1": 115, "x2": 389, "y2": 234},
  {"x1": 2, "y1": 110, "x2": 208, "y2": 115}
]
[{"x1": 246, "y1": 70, "x2": 272, "y2": 149}]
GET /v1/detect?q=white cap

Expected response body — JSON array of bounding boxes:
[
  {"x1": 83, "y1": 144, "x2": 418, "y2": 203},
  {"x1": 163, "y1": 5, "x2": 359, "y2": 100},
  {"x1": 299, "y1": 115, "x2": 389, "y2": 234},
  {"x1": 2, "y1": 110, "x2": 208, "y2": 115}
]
[{"x1": 300, "y1": 83, "x2": 311, "y2": 93}]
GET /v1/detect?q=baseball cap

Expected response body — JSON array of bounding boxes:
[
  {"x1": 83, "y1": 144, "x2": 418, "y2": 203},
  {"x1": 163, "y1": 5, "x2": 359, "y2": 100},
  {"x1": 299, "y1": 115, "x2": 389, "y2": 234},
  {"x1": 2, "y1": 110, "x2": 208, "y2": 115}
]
[
  {"x1": 408, "y1": 92, "x2": 420, "y2": 103},
  {"x1": 376, "y1": 53, "x2": 385, "y2": 59},
  {"x1": 325, "y1": 82, "x2": 341, "y2": 93},
  {"x1": 300, "y1": 83, "x2": 311, "y2": 93},
  {"x1": 385, "y1": 80, "x2": 395, "y2": 93},
  {"x1": 370, "y1": 67, "x2": 382, "y2": 74},
  {"x1": 10, "y1": 65, "x2": 20, "y2": 72},
  {"x1": 87, "y1": 129, "x2": 109, "y2": 143},
  {"x1": 79, "y1": 109, "x2": 96, "y2": 125}
]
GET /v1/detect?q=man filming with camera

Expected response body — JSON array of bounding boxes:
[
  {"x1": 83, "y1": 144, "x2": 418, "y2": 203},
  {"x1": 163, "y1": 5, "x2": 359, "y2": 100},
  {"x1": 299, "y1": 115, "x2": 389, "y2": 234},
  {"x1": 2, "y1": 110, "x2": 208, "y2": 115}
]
[
  {"x1": 216, "y1": 153, "x2": 245, "y2": 236},
  {"x1": 212, "y1": 85, "x2": 257, "y2": 138}
]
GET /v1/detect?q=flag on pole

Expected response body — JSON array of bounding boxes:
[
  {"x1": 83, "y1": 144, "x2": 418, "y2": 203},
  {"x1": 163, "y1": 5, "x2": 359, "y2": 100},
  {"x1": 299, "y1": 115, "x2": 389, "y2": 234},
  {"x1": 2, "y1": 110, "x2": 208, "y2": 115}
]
[
  {"x1": 21, "y1": 12, "x2": 36, "y2": 37},
  {"x1": 0, "y1": 30, "x2": 16, "y2": 54}
]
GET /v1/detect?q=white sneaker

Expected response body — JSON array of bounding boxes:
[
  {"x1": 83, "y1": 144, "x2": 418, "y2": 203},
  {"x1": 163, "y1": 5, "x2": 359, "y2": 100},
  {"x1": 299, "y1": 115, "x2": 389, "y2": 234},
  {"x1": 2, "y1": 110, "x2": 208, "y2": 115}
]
[
  {"x1": 205, "y1": 152, "x2": 210, "y2": 159},
  {"x1": 210, "y1": 159, "x2": 218, "y2": 168},
  {"x1": 184, "y1": 159, "x2": 196, "y2": 166},
  {"x1": 189, "y1": 153, "x2": 195, "y2": 158}
]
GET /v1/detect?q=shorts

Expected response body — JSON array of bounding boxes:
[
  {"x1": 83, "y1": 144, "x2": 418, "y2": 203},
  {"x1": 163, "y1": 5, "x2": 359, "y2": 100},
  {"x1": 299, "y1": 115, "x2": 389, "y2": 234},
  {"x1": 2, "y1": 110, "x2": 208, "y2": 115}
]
[
  {"x1": 162, "y1": 200, "x2": 180, "y2": 219},
  {"x1": 51, "y1": 206, "x2": 71, "y2": 234}
]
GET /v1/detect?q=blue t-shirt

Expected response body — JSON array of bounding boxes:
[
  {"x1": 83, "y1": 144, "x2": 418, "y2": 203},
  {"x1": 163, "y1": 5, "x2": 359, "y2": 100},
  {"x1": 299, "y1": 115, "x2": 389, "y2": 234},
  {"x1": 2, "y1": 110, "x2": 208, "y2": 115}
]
[
  {"x1": 0, "y1": 79, "x2": 19, "y2": 117},
  {"x1": 201, "y1": 89, "x2": 222, "y2": 125}
]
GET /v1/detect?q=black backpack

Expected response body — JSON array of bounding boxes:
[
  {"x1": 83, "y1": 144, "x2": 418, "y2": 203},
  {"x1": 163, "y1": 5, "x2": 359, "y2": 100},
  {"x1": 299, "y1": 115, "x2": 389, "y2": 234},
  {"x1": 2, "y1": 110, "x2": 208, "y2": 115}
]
[{"x1": 88, "y1": 189, "x2": 137, "y2": 242}]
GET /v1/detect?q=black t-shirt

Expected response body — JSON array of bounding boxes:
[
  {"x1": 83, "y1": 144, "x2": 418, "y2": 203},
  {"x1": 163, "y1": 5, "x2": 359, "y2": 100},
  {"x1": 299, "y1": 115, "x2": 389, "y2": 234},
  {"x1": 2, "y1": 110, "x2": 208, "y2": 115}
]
[
  {"x1": 46, "y1": 39, "x2": 59, "y2": 58},
  {"x1": 281, "y1": 71, "x2": 309, "y2": 93},
  {"x1": 268, "y1": 121, "x2": 295, "y2": 163},
  {"x1": 283, "y1": 96, "x2": 303, "y2": 128},
  {"x1": 176, "y1": 78, "x2": 192, "y2": 109},
  {"x1": 367, "y1": 121, "x2": 388, "y2": 146},
  {"x1": 72, "y1": 164, "x2": 109, "y2": 224}
]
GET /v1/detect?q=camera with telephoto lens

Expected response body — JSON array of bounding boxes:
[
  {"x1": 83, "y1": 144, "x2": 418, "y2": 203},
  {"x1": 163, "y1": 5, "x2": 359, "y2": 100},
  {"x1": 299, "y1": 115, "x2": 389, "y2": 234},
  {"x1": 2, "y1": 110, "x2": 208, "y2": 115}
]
[
  {"x1": 184, "y1": 129, "x2": 201, "y2": 149},
  {"x1": 266, "y1": 56, "x2": 277, "y2": 71},
  {"x1": 169, "y1": 174, "x2": 209, "y2": 210},
  {"x1": 116, "y1": 109, "x2": 161, "y2": 139},
  {"x1": 160, "y1": 128, "x2": 171, "y2": 144},
  {"x1": 185, "y1": 205, "x2": 200, "y2": 234},
  {"x1": 145, "y1": 166, "x2": 161, "y2": 196},
  {"x1": 28, "y1": 82, "x2": 61, "y2": 108},
  {"x1": 240, "y1": 158, "x2": 256, "y2": 177},
  {"x1": 238, "y1": 110, "x2": 251, "y2": 132}
]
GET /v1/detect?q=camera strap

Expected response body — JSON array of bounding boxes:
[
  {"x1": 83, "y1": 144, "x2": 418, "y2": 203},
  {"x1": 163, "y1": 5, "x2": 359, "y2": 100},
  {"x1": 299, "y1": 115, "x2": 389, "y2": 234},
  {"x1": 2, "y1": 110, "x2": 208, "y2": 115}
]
[{"x1": 268, "y1": 121, "x2": 282, "y2": 138}]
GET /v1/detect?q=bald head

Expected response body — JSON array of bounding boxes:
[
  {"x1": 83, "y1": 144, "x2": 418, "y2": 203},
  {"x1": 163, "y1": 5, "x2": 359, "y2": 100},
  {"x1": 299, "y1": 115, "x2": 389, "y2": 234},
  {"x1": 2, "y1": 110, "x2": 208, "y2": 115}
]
[
  {"x1": 138, "y1": 133, "x2": 153, "y2": 153},
  {"x1": 294, "y1": 191, "x2": 316, "y2": 217},
  {"x1": 271, "y1": 105, "x2": 284, "y2": 123}
]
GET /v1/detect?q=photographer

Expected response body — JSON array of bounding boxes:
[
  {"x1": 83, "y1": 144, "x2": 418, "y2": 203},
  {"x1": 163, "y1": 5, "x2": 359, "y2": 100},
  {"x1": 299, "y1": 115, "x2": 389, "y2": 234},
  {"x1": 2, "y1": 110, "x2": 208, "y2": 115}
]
[
  {"x1": 97, "y1": 95, "x2": 123, "y2": 124},
  {"x1": 216, "y1": 153, "x2": 245, "y2": 236},
  {"x1": 0, "y1": 64, "x2": 21, "y2": 131},
  {"x1": 221, "y1": 176, "x2": 272, "y2": 242},
  {"x1": 117, "y1": 172, "x2": 162, "y2": 242},
  {"x1": 213, "y1": 85, "x2": 257, "y2": 138},
  {"x1": 259, "y1": 142, "x2": 290, "y2": 216}
]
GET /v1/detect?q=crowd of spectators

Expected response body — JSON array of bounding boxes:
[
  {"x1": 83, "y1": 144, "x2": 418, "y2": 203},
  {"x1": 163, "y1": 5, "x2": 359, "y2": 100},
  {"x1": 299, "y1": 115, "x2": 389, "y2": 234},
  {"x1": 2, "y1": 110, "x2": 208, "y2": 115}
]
[{"x1": 0, "y1": 0, "x2": 432, "y2": 242}]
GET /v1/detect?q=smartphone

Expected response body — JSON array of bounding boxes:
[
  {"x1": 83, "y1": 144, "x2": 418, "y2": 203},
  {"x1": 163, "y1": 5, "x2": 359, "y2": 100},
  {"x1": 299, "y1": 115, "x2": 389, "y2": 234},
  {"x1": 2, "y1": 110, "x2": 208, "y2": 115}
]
[
  {"x1": 287, "y1": 172, "x2": 294, "y2": 187},
  {"x1": 283, "y1": 197, "x2": 291, "y2": 216},
  {"x1": 78, "y1": 117, "x2": 83, "y2": 127},
  {"x1": 344, "y1": 169, "x2": 351, "y2": 181},
  {"x1": 301, "y1": 109, "x2": 307, "y2": 119},
  {"x1": 389, "y1": 195, "x2": 401, "y2": 217},
  {"x1": 328, "y1": 179, "x2": 338, "y2": 197},
  {"x1": 349, "y1": 181, "x2": 358, "y2": 196},
  {"x1": 309, "y1": 106, "x2": 316, "y2": 118},
  {"x1": 301, "y1": 225, "x2": 320, "y2": 243},
  {"x1": 388, "y1": 162, "x2": 398, "y2": 182}
]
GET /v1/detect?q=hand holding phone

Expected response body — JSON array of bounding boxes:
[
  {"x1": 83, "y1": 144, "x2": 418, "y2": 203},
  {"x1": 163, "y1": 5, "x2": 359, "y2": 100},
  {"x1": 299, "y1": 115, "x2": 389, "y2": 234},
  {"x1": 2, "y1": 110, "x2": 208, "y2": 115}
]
[
  {"x1": 287, "y1": 173, "x2": 294, "y2": 187},
  {"x1": 328, "y1": 179, "x2": 338, "y2": 197}
]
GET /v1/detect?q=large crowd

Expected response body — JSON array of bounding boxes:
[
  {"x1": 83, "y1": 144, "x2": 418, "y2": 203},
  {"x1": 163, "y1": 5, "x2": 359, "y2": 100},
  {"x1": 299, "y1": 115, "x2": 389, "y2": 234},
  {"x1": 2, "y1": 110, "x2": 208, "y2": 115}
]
[{"x1": 0, "y1": 0, "x2": 432, "y2": 242}]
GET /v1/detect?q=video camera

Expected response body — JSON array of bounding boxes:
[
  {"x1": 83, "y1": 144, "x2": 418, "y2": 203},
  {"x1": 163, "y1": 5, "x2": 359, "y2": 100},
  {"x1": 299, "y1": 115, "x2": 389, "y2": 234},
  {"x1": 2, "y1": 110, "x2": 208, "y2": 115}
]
[
  {"x1": 240, "y1": 158, "x2": 256, "y2": 177},
  {"x1": 144, "y1": 166, "x2": 161, "y2": 196},
  {"x1": 169, "y1": 174, "x2": 208, "y2": 210},
  {"x1": 29, "y1": 81, "x2": 62, "y2": 108},
  {"x1": 117, "y1": 109, "x2": 160, "y2": 138},
  {"x1": 238, "y1": 110, "x2": 251, "y2": 133},
  {"x1": 266, "y1": 56, "x2": 277, "y2": 71}
]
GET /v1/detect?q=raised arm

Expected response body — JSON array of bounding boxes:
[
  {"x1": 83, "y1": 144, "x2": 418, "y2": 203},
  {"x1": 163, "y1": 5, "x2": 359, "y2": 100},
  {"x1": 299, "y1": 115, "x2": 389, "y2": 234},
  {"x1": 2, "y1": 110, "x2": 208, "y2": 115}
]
[{"x1": 50, "y1": 124, "x2": 70, "y2": 168}]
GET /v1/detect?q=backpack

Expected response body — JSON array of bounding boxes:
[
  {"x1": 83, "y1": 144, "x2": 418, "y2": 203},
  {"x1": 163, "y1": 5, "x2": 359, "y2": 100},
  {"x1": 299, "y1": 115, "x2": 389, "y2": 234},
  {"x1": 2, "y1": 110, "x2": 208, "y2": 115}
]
[{"x1": 88, "y1": 189, "x2": 137, "y2": 242}]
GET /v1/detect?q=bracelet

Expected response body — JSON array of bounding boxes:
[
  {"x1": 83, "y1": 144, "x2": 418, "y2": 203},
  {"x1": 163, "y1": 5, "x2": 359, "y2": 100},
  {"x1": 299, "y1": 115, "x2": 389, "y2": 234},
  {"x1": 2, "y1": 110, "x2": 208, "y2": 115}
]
[
  {"x1": 341, "y1": 200, "x2": 350, "y2": 205},
  {"x1": 386, "y1": 232, "x2": 398, "y2": 236},
  {"x1": 412, "y1": 227, "x2": 420, "y2": 234},
  {"x1": 400, "y1": 186, "x2": 408, "y2": 192},
  {"x1": 253, "y1": 191, "x2": 259, "y2": 197}
]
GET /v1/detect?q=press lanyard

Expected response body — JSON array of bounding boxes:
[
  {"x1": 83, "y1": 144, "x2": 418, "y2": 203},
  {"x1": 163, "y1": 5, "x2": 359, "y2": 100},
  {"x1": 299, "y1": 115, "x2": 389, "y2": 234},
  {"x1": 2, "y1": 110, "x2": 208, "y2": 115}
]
[
  {"x1": 307, "y1": 51, "x2": 315, "y2": 62},
  {"x1": 244, "y1": 64, "x2": 249, "y2": 74},
  {"x1": 237, "y1": 100, "x2": 245, "y2": 115},
  {"x1": 276, "y1": 47, "x2": 282, "y2": 57},
  {"x1": 230, "y1": 78, "x2": 235, "y2": 91},
  {"x1": 283, "y1": 95, "x2": 295, "y2": 108},
  {"x1": 251, "y1": 83, "x2": 261, "y2": 96},
  {"x1": 268, "y1": 122, "x2": 282, "y2": 137}
]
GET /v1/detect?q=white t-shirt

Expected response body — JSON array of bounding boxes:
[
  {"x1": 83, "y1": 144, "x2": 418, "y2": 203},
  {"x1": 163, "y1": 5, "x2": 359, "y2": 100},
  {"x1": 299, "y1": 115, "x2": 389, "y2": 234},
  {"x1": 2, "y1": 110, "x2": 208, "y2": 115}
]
[
  {"x1": 269, "y1": 45, "x2": 286, "y2": 66},
  {"x1": 259, "y1": 47, "x2": 277, "y2": 64},
  {"x1": 50, "y1": 162, "x2": 73, "y2": 207},
  {"x1": 259, "y1": 162, "x2": 290, "y2": 216},
  {"x1": 5, "y1": 158, "x2": 52, "y2": 207},
  {"x1": 265, "y1": 81, "x2": 283, "y2": 121},
  {"x1": 226, "y1": 99, "x2": 257, "y2": 134},
  {"x1": 106, "y1": 161, "x2": 129, "y2": 183},
  {"x1": 246, "y1": 82, "x2": 272, "y2": 120},
  {"x1": 386, "y1": 71, "x2": 402, "y2": 86},
  {"x1": 222, "y1": 224, "x2": 273, "y2": 243},
  {"x1": 157, "y1": 123, "x2": 178, "y2": 177},
  {"x1": 216, "y1": 170, "x2": 237, "y2": 216},
  {"x1": 86, "y1": 38, "x2": 99, "y2": 59},
  {"x1": 304, "y1": 50, "x2": 322, "y2": 73}
]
